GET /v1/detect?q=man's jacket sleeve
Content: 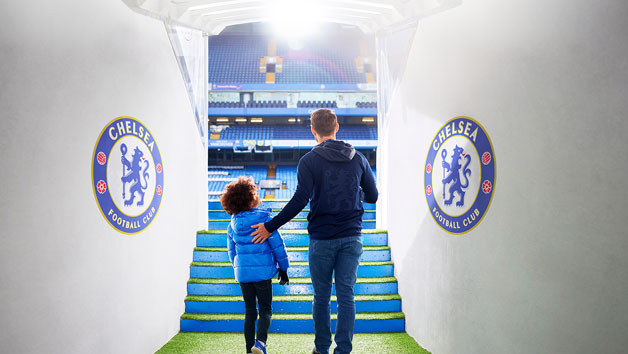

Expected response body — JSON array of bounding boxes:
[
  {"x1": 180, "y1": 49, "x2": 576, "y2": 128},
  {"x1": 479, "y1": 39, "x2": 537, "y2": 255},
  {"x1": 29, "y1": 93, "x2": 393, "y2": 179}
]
[
  {"x1": 264, "y1": 158, "x2": 313, "y2": 233},
  {"x1": 360, "y1": 158, "x2": 378, "y2": 203}
]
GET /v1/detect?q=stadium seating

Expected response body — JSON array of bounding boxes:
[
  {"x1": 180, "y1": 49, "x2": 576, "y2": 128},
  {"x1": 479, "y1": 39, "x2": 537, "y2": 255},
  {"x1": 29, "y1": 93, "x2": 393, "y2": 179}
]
[
  {"x1": 209, "y1": 101, "x2": 245, "y2": 108},
  {"x1": 246, "y1": 100, "x2": 288, "y2": 108},
  {"x1": 207, "y1": 166, "x2": 268, "y2": 199},
  {"x1": 208, "y1": 35, "x2": 372, "y2": 84},
  {"x1": 356, "y1": 101, "x2": 377, "y2": 108},
  {"x1": 219, "y1": 124, "x2": 375, "y2": 141},
  {"x1": 208, "y1": 35, "x2": 266, "y2": 84},
  {"x1": 276, "y1": 37, "x2": 365, "y2": 84},
  {"x1": 296, "y1": 100, "x2": 337, "y2": 108}
]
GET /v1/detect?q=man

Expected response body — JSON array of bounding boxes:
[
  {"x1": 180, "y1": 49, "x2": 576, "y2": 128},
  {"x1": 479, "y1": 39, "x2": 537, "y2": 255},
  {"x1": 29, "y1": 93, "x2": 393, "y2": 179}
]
[{"x1": 251, "y1": 108, "x2": 378, "y2": 354}]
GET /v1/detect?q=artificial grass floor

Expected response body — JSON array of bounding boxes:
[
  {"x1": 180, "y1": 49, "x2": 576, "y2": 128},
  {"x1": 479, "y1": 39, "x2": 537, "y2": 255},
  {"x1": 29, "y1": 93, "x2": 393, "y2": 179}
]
[{"x1": 155, "y1": 332, "x2": 430, "y2": 354}]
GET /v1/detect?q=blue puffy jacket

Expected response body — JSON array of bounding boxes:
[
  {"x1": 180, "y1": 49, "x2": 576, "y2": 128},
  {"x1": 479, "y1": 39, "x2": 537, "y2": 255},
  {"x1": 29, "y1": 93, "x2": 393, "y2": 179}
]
[{"x1": 227, "y1": 208, "x2": 290, "y2": 283}]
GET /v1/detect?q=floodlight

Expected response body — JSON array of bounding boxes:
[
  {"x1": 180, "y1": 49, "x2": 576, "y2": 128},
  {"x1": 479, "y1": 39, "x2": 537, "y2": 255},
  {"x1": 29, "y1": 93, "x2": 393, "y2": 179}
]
[{"x1": 270, "y1": 0, "x2": 320, "y2": 38}]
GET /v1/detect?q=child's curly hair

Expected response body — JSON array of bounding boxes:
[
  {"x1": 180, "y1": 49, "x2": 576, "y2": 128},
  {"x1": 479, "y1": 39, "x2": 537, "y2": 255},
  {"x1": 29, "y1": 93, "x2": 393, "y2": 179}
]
[{"x1": 220, "y1": 176, "x2": 260, "y2": 215}]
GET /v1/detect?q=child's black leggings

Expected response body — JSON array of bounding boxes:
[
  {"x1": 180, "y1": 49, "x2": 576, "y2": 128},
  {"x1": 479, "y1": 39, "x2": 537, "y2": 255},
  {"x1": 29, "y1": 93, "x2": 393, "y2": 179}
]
[{"x1": 239, "y1": 278, "x2": 273, "y2": 353}]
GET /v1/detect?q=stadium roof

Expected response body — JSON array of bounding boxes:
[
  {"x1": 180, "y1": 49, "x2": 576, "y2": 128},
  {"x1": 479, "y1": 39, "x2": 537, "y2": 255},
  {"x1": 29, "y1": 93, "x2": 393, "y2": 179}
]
[{"x1": 123, "y1": 0, "x2": 460, "y2": 35}]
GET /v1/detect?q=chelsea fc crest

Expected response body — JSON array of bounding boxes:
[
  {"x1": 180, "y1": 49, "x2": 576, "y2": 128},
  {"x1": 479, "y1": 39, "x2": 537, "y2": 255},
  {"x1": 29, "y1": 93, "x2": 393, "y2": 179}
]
[
  {"x1": 424, "y1": 116, "x2": 495, "y2": 234},
  {"x1": 92, "y1": 117, "x2": 164, "y2": 234}
]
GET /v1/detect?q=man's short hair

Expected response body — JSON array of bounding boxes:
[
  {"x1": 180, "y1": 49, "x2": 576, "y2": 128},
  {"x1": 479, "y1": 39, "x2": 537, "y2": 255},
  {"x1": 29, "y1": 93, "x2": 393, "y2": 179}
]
[
  {"x1": 220, "y1": 176, "x2": 259, "y2": 215},
  {"x1": 311, "y1": 109, "x2": 337, "y2": 137}
]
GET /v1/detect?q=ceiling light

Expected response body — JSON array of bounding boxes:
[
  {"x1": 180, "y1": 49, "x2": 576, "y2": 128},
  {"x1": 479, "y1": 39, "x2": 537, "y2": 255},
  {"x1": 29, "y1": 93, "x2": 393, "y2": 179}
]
[
  {"x1": 251, "y1": 118, "x2": 263, "y2": 123},
  {"x1": 235, "y1": 117, "x2": 248, "y2": 123},
  {"x1": 362, "y1": 117, "x2": 375, "y2": 123},
  {"x1": 216, "y1": 117, "x2": 230, "y2": 123}
]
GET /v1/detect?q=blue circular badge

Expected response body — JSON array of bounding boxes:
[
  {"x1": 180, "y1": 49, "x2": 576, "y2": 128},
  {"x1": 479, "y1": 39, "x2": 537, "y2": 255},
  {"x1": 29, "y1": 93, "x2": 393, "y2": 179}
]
[
  {"x1": 424, "y1": 116, "x2": 495, "y2": 234},
  {"x1": 92, "y1": 117, "x2": 164, "y2": 234}
]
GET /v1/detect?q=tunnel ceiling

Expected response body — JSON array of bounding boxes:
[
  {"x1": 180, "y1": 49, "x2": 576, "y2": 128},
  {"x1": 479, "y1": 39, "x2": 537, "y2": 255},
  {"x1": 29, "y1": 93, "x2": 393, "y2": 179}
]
[{"x1": 123, "y1": 0, "x2": 459, "y2": 35}]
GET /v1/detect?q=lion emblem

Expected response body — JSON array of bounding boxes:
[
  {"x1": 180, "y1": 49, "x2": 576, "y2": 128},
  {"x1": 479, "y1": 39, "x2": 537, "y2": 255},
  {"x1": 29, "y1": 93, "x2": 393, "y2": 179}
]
[
  {"x1": 441, "y1": 145, "x2": 472, "y2": 206},
  {"x1": 120, "y1": 144, "x2": 150, "y2": 206}
]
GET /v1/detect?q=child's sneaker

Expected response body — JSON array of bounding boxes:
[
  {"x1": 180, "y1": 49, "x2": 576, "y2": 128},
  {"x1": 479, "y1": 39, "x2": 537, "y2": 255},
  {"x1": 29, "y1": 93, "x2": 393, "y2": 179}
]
[{"x1": 251, "y1": 340, "x2": 267, "y2": 354}]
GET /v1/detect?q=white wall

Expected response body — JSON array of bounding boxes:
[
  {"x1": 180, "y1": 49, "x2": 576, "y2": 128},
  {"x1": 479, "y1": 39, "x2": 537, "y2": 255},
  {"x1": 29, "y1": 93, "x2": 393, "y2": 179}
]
[
  {"x1": 0, "y1": 1, "x2": 206, "y2": 353},
  {"x1": 382, "y1": 0, "x2": 628, "y2": 353}
]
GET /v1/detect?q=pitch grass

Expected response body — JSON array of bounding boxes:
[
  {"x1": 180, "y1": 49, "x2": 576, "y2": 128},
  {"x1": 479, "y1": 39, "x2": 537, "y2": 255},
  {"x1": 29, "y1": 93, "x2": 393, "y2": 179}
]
[{"x1": 155, "y1": 332, "x2": 430, "y2": 354}]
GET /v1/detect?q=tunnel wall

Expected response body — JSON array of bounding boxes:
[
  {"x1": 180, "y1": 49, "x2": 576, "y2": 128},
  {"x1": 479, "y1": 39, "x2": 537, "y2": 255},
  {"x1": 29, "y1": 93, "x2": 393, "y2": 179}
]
[
  {"x1": 0, "y1": 1, "x2": 206, "y2": 353},
  {"x1": 381, "y1": 1, "x2": 628, "y2": 353}
]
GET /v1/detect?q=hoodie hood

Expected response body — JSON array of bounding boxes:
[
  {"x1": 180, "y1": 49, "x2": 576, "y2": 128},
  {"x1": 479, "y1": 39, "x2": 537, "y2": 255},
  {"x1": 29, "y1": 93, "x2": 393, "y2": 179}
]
[
  {"x1": 312, "y1": 139, "x2": 356, "y2": 162},
  {"x1": 230, "y1": 208, "x2": 271, "y2": 234}
]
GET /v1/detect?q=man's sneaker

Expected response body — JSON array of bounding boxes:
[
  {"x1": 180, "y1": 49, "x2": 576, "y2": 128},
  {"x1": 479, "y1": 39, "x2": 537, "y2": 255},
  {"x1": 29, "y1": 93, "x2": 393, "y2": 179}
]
[
  {"x1": 251, "y1": 340, "x2": 267, "y2": 354},
  {"x1": 312, "y1": 348, "x2": 320, "y2": 354}
]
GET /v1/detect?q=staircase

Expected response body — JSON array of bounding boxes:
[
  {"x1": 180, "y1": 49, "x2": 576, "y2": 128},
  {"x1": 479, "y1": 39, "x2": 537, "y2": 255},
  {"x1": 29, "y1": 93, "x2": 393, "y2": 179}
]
[{"x1": 180, "y1": 199, "x2": 405, "y2": 333}]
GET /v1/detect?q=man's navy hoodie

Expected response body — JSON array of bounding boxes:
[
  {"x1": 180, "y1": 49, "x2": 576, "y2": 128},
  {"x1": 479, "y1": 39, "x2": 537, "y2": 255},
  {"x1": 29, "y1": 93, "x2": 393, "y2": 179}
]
[{"x1": 264, "y1": 139, "x2": 378, "y2": 240}]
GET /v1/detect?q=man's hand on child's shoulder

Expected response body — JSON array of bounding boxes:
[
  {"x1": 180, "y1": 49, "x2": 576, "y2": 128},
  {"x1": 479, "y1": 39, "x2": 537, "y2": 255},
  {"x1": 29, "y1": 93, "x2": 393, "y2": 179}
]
[{"x1": 251, "y1": 223, "x2": 271, "y2": 244}]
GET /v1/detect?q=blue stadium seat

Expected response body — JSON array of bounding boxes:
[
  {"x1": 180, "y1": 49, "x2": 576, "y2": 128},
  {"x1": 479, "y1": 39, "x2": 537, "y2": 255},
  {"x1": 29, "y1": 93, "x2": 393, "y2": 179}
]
[{"x1": 208, "y1": 35, "x2": 374, "y2": 85}]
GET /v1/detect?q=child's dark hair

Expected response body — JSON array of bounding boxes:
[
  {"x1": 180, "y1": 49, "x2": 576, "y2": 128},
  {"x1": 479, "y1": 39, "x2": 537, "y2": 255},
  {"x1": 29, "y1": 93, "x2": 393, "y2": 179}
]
[{"x1": 220, "y1": 176, "x2": 260, "y2": 215}]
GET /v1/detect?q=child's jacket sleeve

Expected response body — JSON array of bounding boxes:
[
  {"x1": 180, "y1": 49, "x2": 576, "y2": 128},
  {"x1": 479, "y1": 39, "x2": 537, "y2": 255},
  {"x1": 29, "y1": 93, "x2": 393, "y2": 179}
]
[
  {"x1": 226, "y1": 223, "x2": 237, "y2": 265},
  {"x1": 267, "y1": 229, "x2": 289, "y2": 271}
]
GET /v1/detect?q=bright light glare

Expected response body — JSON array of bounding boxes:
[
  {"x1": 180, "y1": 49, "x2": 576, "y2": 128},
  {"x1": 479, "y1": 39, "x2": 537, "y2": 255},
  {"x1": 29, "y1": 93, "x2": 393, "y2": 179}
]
[{"x1": 270, "y1": 0, "x2": 320, "y2": 38}]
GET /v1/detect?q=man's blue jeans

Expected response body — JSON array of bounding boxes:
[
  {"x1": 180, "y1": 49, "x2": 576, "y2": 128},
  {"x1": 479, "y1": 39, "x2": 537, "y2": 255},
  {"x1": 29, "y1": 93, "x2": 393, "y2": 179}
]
[{"x1": 309, "y1": 235, "x2": 363, "y2": 354}]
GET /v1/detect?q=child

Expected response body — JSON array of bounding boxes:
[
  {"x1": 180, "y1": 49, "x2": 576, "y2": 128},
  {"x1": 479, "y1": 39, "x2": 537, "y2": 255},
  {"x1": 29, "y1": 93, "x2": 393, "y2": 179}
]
[{"x1": 220, "y1": 176, "x2": 290, "y2": 354}]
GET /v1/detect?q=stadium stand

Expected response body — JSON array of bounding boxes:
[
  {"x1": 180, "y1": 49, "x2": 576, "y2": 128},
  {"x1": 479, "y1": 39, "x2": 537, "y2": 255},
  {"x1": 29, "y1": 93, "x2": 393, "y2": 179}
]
[
  {"x1": 274, "y1": 165, "x2": 298, "y2": 199},
  {"x1": 208, "y1": 35, "x2": 266, "y2": 84},
  {"x1": 209, "y1": 101, "x2": 245, "y2": 108},
  {"x1": 296, "y1": 100, "x2": 338, "y2": 108},
  {"x1": 207, "y1": 165, "x2": 268, "y2": 199},
  {"x1": 356, "y1": 101, "x2": 377, "y2": 108},
  {"x1": 246, "y1": 100, "x2": 288, "y2": 108},
  {"x1": 276, "y1": 37, "x2": 366, "y2": 84},
  {"x1": 208, "y1": 35, "x2": 372, "y2": 85},
  {"x1": 218, "y1": 124, "x2": 376, "y2": 141}
]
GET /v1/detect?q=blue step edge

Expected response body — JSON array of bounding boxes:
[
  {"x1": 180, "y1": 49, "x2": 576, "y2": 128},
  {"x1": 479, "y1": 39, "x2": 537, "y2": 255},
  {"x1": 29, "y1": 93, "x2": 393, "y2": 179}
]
[
  {"x1": 187, "y1": 282, "x2": 398, "y2": 296},
  {"x1": 180, "y1": 318, "x2": 405, "y2": 333},
  {"x1": 192, "y1": 249, "x2": 391, "y2": 262},
  {"x1": 208, "y1": 220, "x2": 377, "y2": 230},
  {"x1": 190, "y1": 264, "x2": 394, "y2": 278},
  {"x1": 208, "y1": 211, "x2": 377, "y2": 219},
  {"x1": 208, "y1": 201, "x2": 377, "y2": 210},
  {"x1": 185, "y1": 299, "x2": 401, "y2": 314},
  {"x1": 196, "y1": 232, "x2": 388, "y2": 247}
]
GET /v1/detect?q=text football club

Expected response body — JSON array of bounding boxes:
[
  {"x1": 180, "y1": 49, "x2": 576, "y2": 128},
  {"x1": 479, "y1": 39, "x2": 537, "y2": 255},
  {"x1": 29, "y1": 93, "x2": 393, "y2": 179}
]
[
  {"x1": 424, "y1": 116, "x2": 495, "y2": 234},
  {"x1": 92, "y1": 117, "x2": 164, "y2": 234}
]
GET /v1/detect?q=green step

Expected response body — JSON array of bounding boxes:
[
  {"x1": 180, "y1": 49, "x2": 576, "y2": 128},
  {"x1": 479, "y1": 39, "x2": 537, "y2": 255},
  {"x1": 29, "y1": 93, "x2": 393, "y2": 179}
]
[{"x1": 156, "y1": 332, "x2": 430, "y2": 354}]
